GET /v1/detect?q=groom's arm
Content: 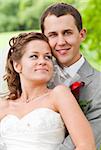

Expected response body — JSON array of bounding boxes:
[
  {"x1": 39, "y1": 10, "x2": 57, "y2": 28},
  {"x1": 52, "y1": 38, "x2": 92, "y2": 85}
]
[
  {"x1": 86, "y1": 85, "x2": 101, "y2": 149},
  {"x1": 85, "y1": 72, "x2": 101, "y2": 149}
]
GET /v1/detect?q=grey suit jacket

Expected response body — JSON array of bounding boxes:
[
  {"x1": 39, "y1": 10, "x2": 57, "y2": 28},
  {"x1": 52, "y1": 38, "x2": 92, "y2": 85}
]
[{"x1": 50, "y1": 60, "x2": 101, "y2": 150}]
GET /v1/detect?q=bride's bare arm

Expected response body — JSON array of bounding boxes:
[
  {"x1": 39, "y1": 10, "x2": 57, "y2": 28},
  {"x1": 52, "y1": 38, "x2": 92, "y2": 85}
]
[{"x1": 52, "y1": 85, "x2": 96, "y2": 150}]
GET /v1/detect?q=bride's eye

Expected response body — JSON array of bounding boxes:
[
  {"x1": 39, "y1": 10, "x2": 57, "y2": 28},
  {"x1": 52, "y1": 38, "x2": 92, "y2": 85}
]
[
  {"x1": 29, "y1": 54, "x2": 38, "y2": 59},
  {"x1": 44, "y1": 55, "x2": 53, "y2": 61}
]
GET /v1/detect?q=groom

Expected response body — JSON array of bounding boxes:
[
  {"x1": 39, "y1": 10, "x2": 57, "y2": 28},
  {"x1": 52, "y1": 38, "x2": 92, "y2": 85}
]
[{"x1": 40, "y1": 3, "x2": 101, "y2": 149}]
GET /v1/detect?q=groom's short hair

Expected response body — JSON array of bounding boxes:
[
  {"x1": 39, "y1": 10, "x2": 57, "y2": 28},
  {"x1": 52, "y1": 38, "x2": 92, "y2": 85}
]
[{"x1": 40, "y1": 3, "x2": 83, "y2": 33}]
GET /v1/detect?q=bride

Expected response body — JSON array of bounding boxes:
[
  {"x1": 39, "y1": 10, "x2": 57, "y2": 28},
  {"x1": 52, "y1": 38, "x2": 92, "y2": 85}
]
[{"x1": 0, "y1": 32, "x2": 96, "y2": 150}]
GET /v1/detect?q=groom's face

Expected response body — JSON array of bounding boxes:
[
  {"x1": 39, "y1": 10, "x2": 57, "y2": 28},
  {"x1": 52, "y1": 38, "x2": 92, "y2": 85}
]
[{"x1": 43, "y1": 14, "x2": 86, "y2": 67}]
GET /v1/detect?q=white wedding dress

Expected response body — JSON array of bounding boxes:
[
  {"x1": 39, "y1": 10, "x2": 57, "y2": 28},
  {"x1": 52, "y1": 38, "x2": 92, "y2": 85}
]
[{"x1": 0, "y1": 108, "x2": 65, "y2": 150}]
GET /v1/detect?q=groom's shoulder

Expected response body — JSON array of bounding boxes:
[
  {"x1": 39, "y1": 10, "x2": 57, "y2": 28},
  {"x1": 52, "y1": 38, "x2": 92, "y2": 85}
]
[
  {"x1": 79, "y1": 60, "x2": 101, "y2": 75},
  {"x1": 78, "y1": 60, "x2": 100, "y2": 85}
]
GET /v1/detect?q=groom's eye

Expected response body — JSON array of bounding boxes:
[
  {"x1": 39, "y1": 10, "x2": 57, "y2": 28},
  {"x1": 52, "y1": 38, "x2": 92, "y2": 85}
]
[
  {"x1": 64, "y1": 30, "x2": 72, "y2": 36},
  {"x1": 48, "y1": 32, "x2": 57, "y2": 38}
]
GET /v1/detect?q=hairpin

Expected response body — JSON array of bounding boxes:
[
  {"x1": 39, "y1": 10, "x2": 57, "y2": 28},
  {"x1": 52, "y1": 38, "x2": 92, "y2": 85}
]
[{"x1": 10, "y1": 49, "x2": 14, "y2": 53}]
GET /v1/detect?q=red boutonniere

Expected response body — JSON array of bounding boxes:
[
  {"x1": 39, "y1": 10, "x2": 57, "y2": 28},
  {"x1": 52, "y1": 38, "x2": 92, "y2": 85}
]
[
  {"x1": 70, "y1": 81, "x2": 92, "y2": 112},
  {"x1": 70, "y1": 81, "x2": 85, "y2": 101}
]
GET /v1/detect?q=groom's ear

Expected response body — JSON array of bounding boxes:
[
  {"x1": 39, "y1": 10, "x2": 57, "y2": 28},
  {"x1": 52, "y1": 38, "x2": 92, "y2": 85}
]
[
  {"x1": 80, "y1": 28, "x2": 87, "y2": 41},
  {"x1": 13, "y1": 61, "x2": 22, "y2": 73}
]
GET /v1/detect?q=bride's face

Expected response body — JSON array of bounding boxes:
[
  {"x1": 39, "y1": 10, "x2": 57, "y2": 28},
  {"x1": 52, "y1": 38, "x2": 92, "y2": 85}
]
[{"x1": 14, "y1": 40, "x2": 53, "y2": 85}]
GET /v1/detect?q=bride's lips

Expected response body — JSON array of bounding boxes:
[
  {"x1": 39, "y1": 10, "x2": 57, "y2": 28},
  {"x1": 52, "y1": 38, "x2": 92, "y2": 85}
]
[{"x1": 35, "y1": 68, "x2": 48, "y2": 72}]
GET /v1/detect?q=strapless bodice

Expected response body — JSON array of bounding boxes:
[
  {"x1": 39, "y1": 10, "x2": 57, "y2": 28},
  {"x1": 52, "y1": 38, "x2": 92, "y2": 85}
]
[{"x1": 0, "y1": 108, "x2": 65, "y2": 150}]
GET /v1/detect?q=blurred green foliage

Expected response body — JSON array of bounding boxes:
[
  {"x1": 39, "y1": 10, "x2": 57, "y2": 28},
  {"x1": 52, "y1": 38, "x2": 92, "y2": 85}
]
[
  {"x1": 0, "y1": 0, "x2": 101, "y2": 71},
  {"x1": 81, "y1": 0, "x2": 101, "y2": 69},
  {"x1": 0, "y1": 0, "x2": 86, "y2": 31}
]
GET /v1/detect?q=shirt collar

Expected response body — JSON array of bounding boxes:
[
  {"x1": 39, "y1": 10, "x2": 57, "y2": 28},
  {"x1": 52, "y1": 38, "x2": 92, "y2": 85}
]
[{"x1": 63, "y1": 56, "x2": 85, "y2": 77}]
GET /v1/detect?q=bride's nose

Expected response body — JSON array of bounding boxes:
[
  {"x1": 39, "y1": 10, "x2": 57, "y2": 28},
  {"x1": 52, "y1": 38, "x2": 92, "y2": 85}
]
[{"x1": 38, "y1": 57, "x2": 46, "y2": 65}]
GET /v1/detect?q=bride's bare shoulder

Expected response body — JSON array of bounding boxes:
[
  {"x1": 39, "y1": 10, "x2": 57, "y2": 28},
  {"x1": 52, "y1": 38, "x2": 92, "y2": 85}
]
[
  {"x1": 0, "y1": 97, "x2": 9, "y2": 108},
  {"x1": 53, "y1": 84, "x2": 70, "y2": 93},
  {"x1": 49, "y1": 85, "x2": 70, "y2": 100},
  {"x1": 0, "y1": 97, "x2": 9, "y2": 120}
]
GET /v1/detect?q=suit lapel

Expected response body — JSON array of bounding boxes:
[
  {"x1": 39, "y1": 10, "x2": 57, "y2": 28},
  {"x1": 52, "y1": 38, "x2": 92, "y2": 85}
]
[{"x1": 78, "y1": 60, "x2": 94, "y2": 85}]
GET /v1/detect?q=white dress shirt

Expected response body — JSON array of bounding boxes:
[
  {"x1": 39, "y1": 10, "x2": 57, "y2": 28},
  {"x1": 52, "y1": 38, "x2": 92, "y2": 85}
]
[
  {"x1": 63, "y1": 56, "x2": 85, "y2": 77},
  {"x1": 54, "y1": 56, "x2": 85, "y2": 86}
]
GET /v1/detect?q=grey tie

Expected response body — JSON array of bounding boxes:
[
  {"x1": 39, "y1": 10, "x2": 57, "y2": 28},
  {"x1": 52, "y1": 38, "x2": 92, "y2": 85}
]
[{"x1": 64, "y1": 73, "x2": 80, "y2": 86}]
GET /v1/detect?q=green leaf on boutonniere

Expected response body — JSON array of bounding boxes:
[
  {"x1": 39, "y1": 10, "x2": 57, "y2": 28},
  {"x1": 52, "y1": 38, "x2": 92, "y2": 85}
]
[{"x1": 79, "y1": 100, "x2": 92, "y2": 112}]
